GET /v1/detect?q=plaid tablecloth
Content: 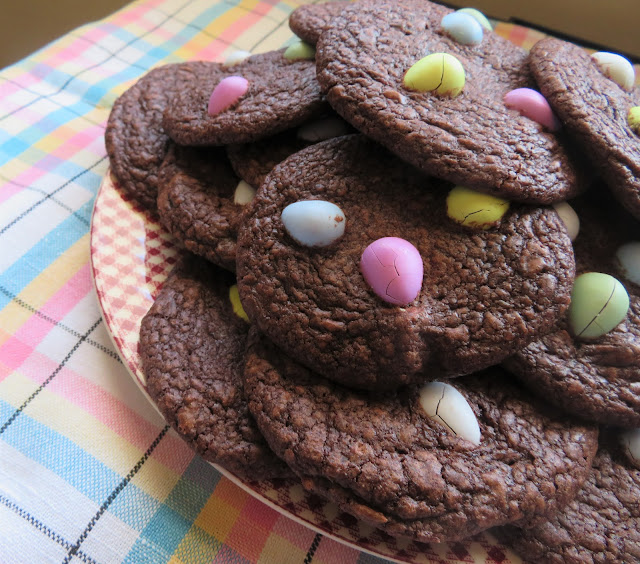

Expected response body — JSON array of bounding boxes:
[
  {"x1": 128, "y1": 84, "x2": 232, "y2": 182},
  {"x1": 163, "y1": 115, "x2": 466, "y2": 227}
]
[{"x1": 0, "y1": 1, "x2": 604, "y2": 562}]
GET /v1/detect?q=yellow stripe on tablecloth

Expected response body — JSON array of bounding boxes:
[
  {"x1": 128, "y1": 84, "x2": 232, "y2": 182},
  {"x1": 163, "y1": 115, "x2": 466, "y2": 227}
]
[
  {"x1": 2, "y1": 373, "x2": 183, "y2": 500},
  {"x1": 194, "y1": 494, "x2": 243, "y2": 540},
  {"x1": 0, "y1": 235, "x2": 88, "y2": 336}
]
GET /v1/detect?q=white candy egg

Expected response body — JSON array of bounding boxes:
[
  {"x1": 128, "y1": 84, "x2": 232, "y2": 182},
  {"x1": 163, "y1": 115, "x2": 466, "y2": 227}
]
[
  {"x1": 592, "y1": 52, "x2": 636, "y2": 91},
  {"x1": 621, "y1": 428, "x2": 640, "y2": 467},
  {"x1": 281, "y1": 200, "x2": 346, "y2": 247},
  {"x1": 419, "y1": 382, "x2": 481, "y2": 445},
  {"x1": 224, "y1": 50, "x2": 251, "y2": 66},
  {"x1": 441, "y1": 12, "x2": 484, "y2": 46},
  {"x1": 234, "y1": 180, "x2": 256, "y2": 205},
  {"x1": 297, "y1": 117, "x2": 350, "y2": 142},
  {"x1": 552, "y1": 201, "x2": 580, "y2": 241},
  {"x1": 616, "y1": 241, "x2": 640, "y2": 285}
]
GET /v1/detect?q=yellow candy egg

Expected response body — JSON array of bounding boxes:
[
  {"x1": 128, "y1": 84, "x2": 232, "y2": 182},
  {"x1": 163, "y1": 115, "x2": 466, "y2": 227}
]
[
  {"x1": 229, "y1": 284, "x2": 249, "y2": 322},
  {"x1": 446, "y1": 186, "x2": 510, "y2": 229},
  {"x1": 403, "y1": 53, "x2": 466, "y2": 97},
  {"x1": 629, "y1": 106, "x2": 640, "y2": 135}
]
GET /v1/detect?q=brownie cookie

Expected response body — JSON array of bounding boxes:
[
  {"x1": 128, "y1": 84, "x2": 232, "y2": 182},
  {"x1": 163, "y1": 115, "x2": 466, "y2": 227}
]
[
  {"x1": 139, "y1": 255, "x2": 288, "y2": 480},
  {"x1": 288, "y1": 1, "x2": 350, "y2": 46},
  {"x1": 162, "y1": 49, "x2": 327, "y2": 146},
  {"x1": 530, "y1": 37, "x2": 640, "y2": 220},
  {"x1": 496, "y1": 431, "x2": 640, "y2": 563},
  {"x1": 236, "y1": 135, "x2": 575, "y2": 391},
  {"x1": 503, "y1": 191, "x2": 640, "y2": 427},
  {"x1": 157, "y1": 144, "x2": 247, "y2": 272},
  {"x1": 226, "y1": 114, "x2": 351, "y2": 188},
  {"x1": 105, "y1": 62, "x2": 209, "y2": 209},
  {"x1": 315, "y1": 0, "x2": 586, "y2": 204},
  {"x1": 243, "y1": 328, "x2": 599, "y2": 543}
]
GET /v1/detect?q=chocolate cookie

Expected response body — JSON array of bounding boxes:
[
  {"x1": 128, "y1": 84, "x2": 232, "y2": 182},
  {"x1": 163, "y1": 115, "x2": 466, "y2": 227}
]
[
  {"x1": 315, "y1": 0, "x2": 586, "y2": 204},
  {"x1": 243, "y1": 328, "x2": 599, "y2": 543},
  {"x1": 236, "y1": 135, "x2": 575, "y2": 391},
  {"x1": 162, "y1": 49, "x2": 327, "y2": 146},
  {"x1": 289, "y1": 1, "x2": 349, "y2": 46},
  {"x1": 157, "y1": 144, "x2": 247, "y2": 272},
  {"x1": 139, "y1": 255, "x2": 288, "y2": 480},
  {"x1": 496, "y1": 431, "x2": 640, "y2": 563},
  {"x1": 226, "y1": 114, "x2": 351, "y2": 188},
  {"x1": 530, "y1": 37, "x2": 640, "y2": 220},
  {"x1": 503, "y1": 190, "x2": 640, "y2": 427},
  {"x1": 105, "y1": 62, "x2": 209, "y2": 209}
]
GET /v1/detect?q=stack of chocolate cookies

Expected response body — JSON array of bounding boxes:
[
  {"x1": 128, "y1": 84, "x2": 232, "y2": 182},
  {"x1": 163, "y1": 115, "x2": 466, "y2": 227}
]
[{"x1": 106, "y1": 1, "x2": 640, "y2": 561}]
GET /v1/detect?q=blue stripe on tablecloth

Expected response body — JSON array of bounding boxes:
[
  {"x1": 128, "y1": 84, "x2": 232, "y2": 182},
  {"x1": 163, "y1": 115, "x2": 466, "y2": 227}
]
[{"x1": 0, "y1": 198, "x2": 97, "y2": 307}]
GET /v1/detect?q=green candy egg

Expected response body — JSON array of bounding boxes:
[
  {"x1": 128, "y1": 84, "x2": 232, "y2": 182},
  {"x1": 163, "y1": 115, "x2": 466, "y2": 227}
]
[
  {"x1": 446, "y1": 186, "x2": 509, "y2": 229},
  {"x1": 568, "y1": 272, "x2": 630, "y2": 339},
  {"x1": 629, "y1": 106, "x2": 640, "y2": 135},
  {"x1": 403, "y1": 53, "x2": 465, "y2": 97},
  {"x1": 457, "y1": 8, "x2": 493, "y2": 30},
  {"x1": 284, "y1": 41, "x2": 315, "y2": 60}
]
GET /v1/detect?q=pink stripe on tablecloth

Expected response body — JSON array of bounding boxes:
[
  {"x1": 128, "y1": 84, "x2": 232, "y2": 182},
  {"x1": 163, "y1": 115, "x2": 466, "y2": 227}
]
[{"x1": 9, "y1": 348, "x2": 192, "y2": 473}]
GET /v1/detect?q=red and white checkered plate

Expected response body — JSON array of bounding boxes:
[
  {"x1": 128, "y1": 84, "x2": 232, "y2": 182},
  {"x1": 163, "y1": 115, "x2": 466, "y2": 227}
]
[{"x1": 90, "y1": 171, "x2": 522, "y2": 564}]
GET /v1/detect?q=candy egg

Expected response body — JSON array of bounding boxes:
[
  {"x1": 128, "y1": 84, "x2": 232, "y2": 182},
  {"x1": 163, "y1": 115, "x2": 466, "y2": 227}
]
[
  {"x1": 568, "y1": 272, "x2": 630, "y2": 339},
  {"x1": 552, "y1": 201, "x2": 580, "y2": 241},
  {"x1": 629, "y1": 106, "x2": 640, "y2": 135},
  {"x1": 446, "y1": 186, "x2": 509, "y2": 229},
  {"x1": 616, "y1": 242, "x2": 640, "y2": 285},
  {"x1": 297, "y1": 117, "x2": 350, "y2": 142},
  {"x1": 419, "y1": 382, "x2": 481, "y2": 445},
  {"x1": 441, "y1": 12, "x2": 483, "y2": 46},
  {"x1": 229, "y1": 284, "x2": 249, "y2": 322},
  {"x1": 208, "y1": 76, "x2": 249, "y2": 116},
  {"x1": 281, "y1": 200, "x2": 346, "y2": 247},
  {"x1": 224, "y1": 50, "x2": 251, "y2": 66},
  {"x1": 504, "y1": 88, "x2": 561, "y2": 131},
  {"x1": 284, "y1": 41, "x2": 315, "y2": 60},
  {"x1": 621, "y1": 428, "x2": 640, "y2": 467},
  {"x1": 360, "y1": 237, "x2": 423, "y2": 306},
  {"x1": 456, "y1": 8, "x2": 493, "y2": 31},
  {"x1": 234, "y1": 180, "x2": 256, "y2": 205},
  {"x1": 403, "y1": 53, "x2": 466, "y2": 97},
  {"x1": 591, "y1": 52, "x2": 636, "y2": 91}
]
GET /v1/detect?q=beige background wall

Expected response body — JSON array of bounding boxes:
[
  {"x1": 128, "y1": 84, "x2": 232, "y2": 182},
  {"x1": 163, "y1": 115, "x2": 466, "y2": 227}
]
[
  {"x1": 1, "y1": 0, "x2": 638, "y2": 70},
  {"x1": 1, "y1": 0, "x2": 129, "y2": 69}
]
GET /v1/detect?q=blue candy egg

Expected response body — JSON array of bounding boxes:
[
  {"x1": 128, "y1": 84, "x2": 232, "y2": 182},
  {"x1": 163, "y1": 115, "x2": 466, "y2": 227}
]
[{"x1": 441, "y1": 12, "x2": 483, "y2": 46}]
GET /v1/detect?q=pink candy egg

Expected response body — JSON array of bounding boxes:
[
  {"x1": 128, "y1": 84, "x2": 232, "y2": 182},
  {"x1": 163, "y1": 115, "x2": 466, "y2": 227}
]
[
  {"x1": 360, "y1": 237, "x2": 423, "y2": 306},
  {"x1": 208, "y1": 76, "x2": 249, "y2": 116},
  {"x1": 504, "y1": 88, "x2": 561, "y2": 131}
]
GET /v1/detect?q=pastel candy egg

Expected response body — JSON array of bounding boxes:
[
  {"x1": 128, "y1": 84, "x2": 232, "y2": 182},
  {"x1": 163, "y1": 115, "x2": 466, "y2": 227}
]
[
  {"x1": 616, "y1": 242, "x2": 640, "y2": 285},
  {"x1": 568, "y1": 272, "x2": 630, "y2": 339},
  {"x1": 234, "y1": 180, "x2": 256, "y2": 205},
  {"x1": 360, "y1": 237, "x2": 423, "y2": 306},
  {"x1": 441, "y1": 12, "x2": 483, "y2": 46},
  {"x1": 591, "y1": 52, "x2": 636, "y2": 91},
  {"x1": 456, "y1": 8, "x2": 493, "y2": 31},
  {"x1": 297, "y1": 117, "x2": 350, "y2": 142},
  {"x1": 621, "y1": 428, "x2": 640, "y2": 467},
  {"x1": 446, "y1": 186, "x2": 509, "y2": 229},
  {"x1": 224, "y1": 50, "x2": 251, "y2": 66},
  {"x1": 284, "y1": 41, "x2": 315, "y2": 60},
  {"x1": 504, "y1": 88, "x2": 561, "y2": 131},
  {"x1": 403, "y1": 53, "x2": 465, "y2": 97},
  {"x1": 629, "y1": 106, "x2": 640, "y2": 135},
  {"x1": 281, "y1": 200, "x2": 345, "y2": 247},
  {"x1": 208, "y1": 76, "x2": 249, "y2": 116},
  {"x1": 552, "y1": 201, "x2": 580, "y2": 241},
  {"x1": 419, "y1": 382, "x2": 481, "y2": 445},
  {"x1": 229, "y1": 285, "x2": 249, "y2": 322}
]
